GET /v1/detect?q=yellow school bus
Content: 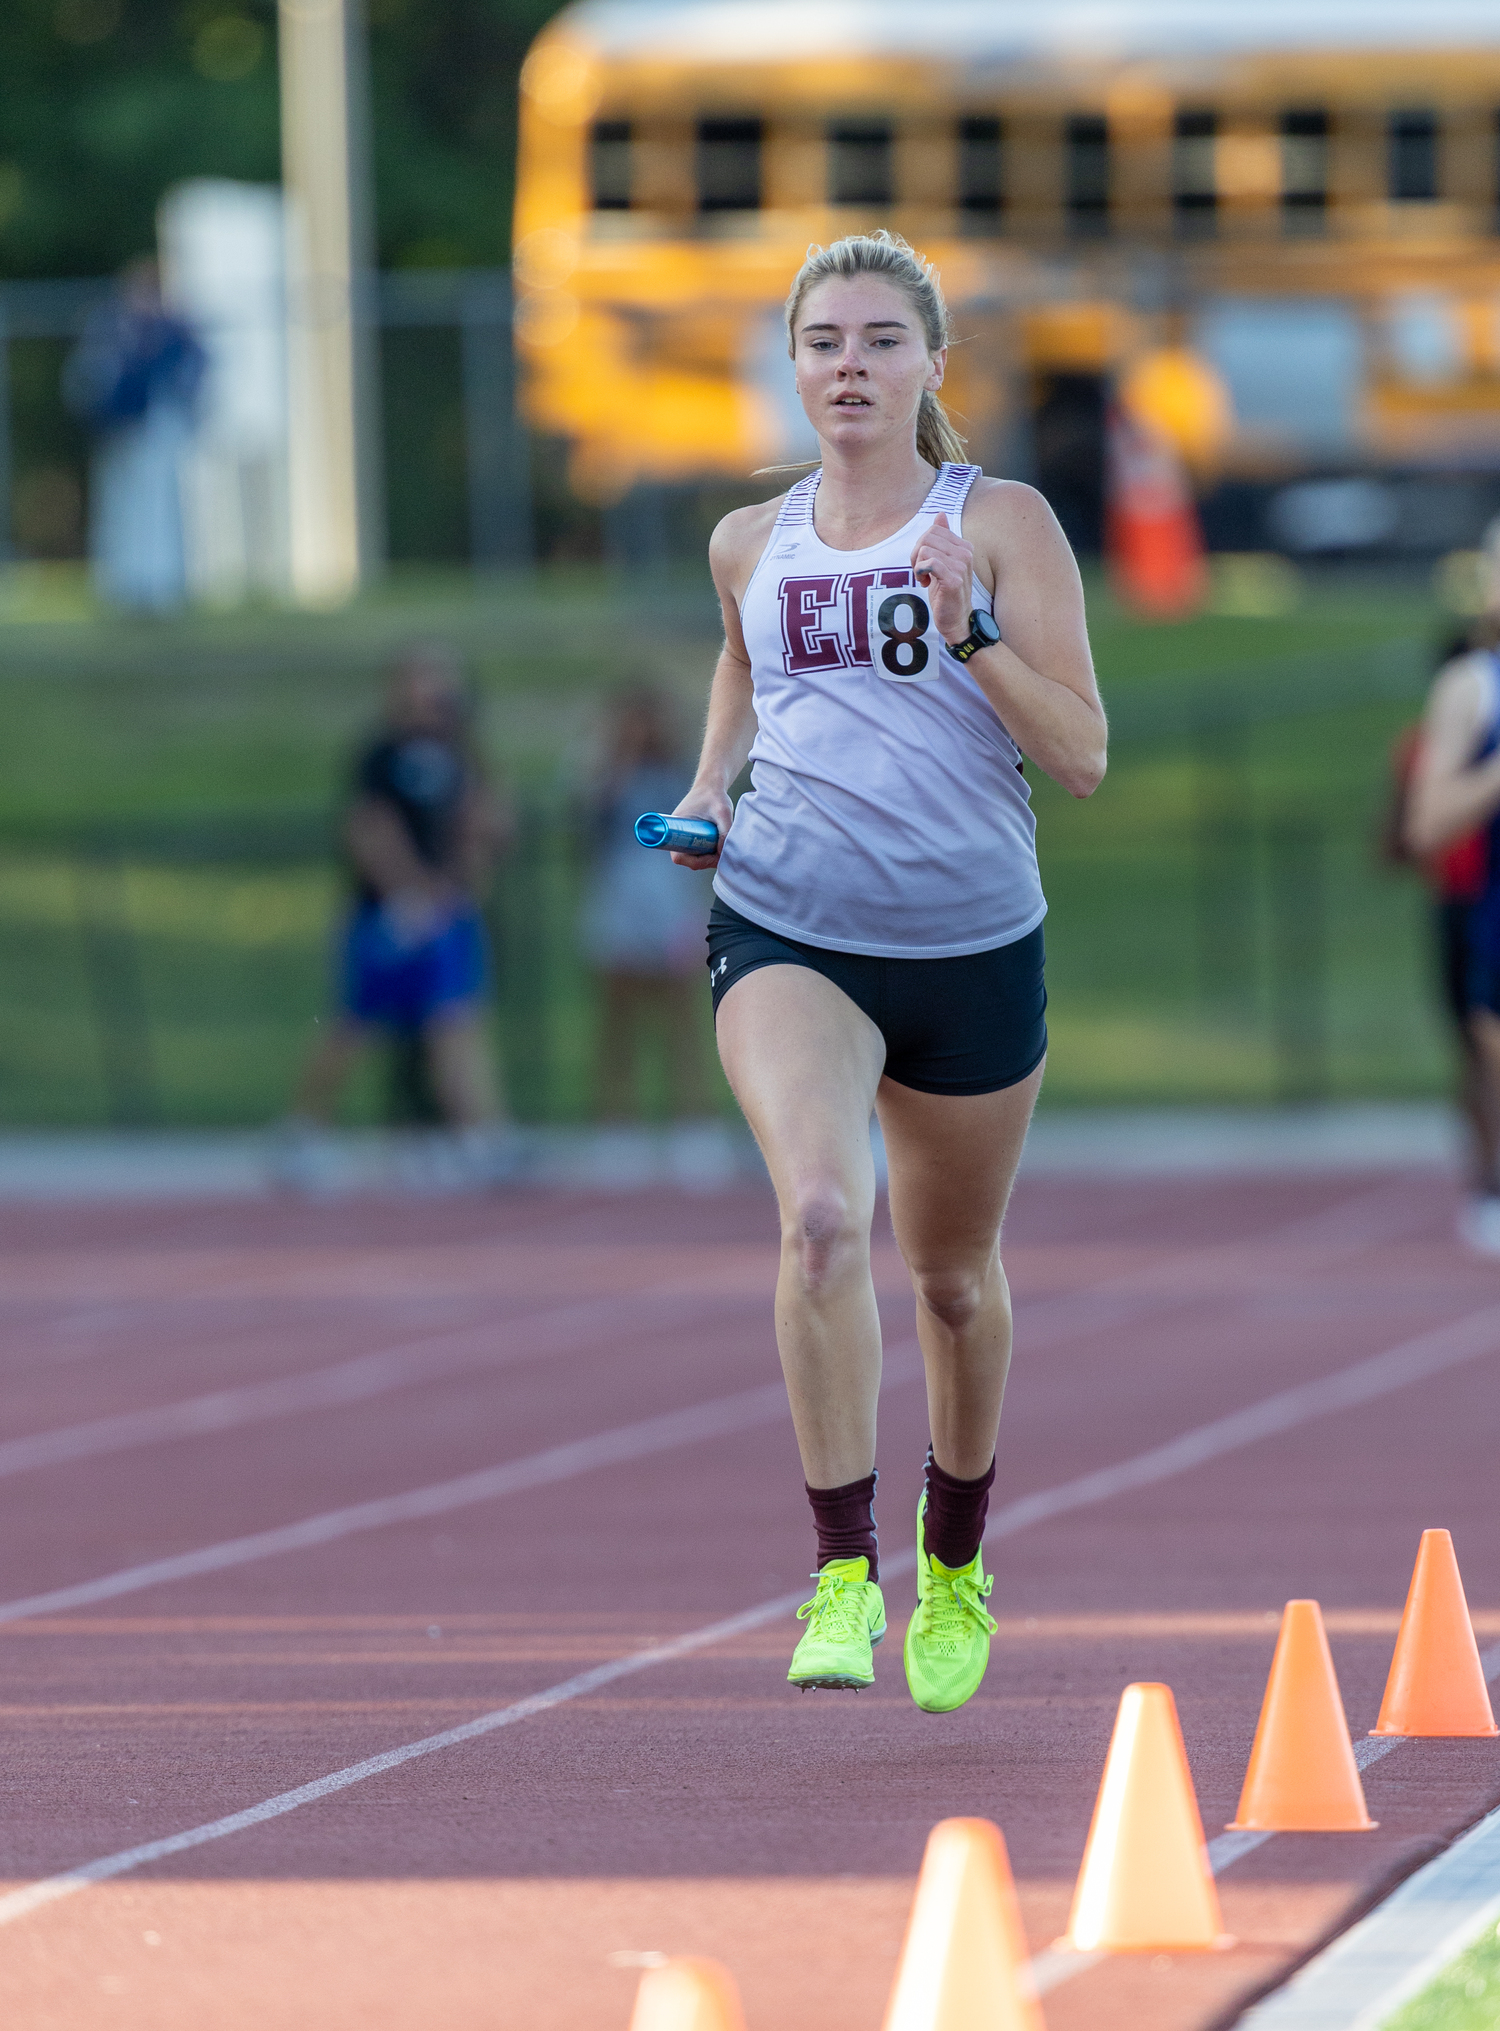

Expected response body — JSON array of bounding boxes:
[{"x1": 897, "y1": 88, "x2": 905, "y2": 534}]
[{"x1": 513, "y1": 0, "x2": 1500, "y2": 524}]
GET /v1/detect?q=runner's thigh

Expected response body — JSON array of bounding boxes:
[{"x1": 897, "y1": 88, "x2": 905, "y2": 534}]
[
  {"x1": 876, "y1": 1063, "x2": 1044, "y2": 1268},
  {"x1": 715, "y1": 963, "x2": 886, "y2": 1207}
]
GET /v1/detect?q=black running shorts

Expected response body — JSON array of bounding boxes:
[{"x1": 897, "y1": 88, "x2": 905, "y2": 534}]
[
  {"x1": 1436, "y1": 898, "x2": 1474, "y2": 1025},
  {"x1": 706, "y1": 898, "x2": 1047, "y2": 1096}
]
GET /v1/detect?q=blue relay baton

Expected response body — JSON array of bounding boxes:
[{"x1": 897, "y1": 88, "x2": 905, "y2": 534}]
[{"x1": 634, "y1": 812, "x2": 720, "y2": 854}]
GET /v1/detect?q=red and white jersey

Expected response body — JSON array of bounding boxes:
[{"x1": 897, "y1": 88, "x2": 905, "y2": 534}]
[{"x1": 714, "y1": 462, "x2": 1046, "y2": 957}]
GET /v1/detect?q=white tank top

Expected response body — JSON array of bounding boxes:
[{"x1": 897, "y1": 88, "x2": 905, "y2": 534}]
[{"x1": 713, "y1": 461, "x2": 1047, "y2": 958}]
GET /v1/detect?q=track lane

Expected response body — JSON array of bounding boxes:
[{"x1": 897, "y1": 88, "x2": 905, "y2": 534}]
[
  {"x1": 0, "y1": 1178, "x2": 1461, "y2": 1604},
  {"x1": 0, "y1": 1289, "x2": 747, "y2": 1483},
  {"x1": 0, "y1": 1174, "x2": 1495, "y2": 2031},
  {"x1": 3, "y1": 1277, "x2": 1498, "y2": 2003}
]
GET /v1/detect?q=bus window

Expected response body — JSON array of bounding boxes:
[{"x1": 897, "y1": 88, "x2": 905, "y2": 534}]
[
  {"x1": 958, "y1": 116, "x2": 1004, "y2": 225},
  {"x1": 1281, "y1": 108, "x2": 1328, "y2": 231},
  {"x1": 1066, "y1": 115, "x2": 1109, "y2": 237},
  {"x1": 830, "y1": 122, "x2": 893, "y2": 206},
  {"x1": 590, "y1": 121, "x2": 632, "y2": 210},
  {"x1": 1389, "y1": 109, "x2": 1439, "y2": 202},
  {"x1": 1174, "y1": 109, "x2": 1217, "y2": 236},
  {"x1": 698, "y1": 118, "x2": 762, "y2": 212}
]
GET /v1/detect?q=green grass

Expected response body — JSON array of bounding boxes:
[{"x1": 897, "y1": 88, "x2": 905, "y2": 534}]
[
  {"x1": 0, "y1": 560, "x2": 1460, "y2": 1125},
  {"x1": 1384, "y1": 1917, "x2": 1500, "y2": 2030}
]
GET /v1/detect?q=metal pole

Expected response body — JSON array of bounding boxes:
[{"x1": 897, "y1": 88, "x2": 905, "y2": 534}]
[
  {"x1": 73, "y1": 847, "x2": 159, "y2": 1128},
  {"x1": 1267, "y1": 816, "x2": 1329, "y2": 1105},
  {"x1": 460, "y1": 274, "x2": 532, "y2": 569},
  {"x1": 342, "y1": 0, "x2": 385, "y2": 581},
  {"x1": 277, "y1": 0, "x2": 379, "y2": 602},
  {"x1": 1192, "y1": 714, "x2": 1254, "y2": 1014},
  {"x1": 0, "y1": 293, "x2": 12, "y2": 563}
]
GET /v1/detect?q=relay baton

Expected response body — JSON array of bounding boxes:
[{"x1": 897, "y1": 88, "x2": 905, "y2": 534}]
[{"x1": 634, "y1": 812, "x2": 719, "y2": 854}]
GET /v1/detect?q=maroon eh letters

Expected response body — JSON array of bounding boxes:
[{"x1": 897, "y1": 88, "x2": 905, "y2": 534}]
[{"x1": 778, "y1": 569, "x2": 918, "y2": 673}]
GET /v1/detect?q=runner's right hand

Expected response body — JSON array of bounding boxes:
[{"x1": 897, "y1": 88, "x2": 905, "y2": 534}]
[{"x1": 668, "y1": 788, "x2": 731, "y2": 869}]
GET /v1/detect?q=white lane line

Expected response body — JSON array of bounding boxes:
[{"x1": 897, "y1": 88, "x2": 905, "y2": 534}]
[
  {"x1": 0, "y1": 1289, "x2": 727, "y2": 1485},
  {"x1": 1259, "y1": 1178, "x2": 1437, "y2": 1254},
  {"x1": 980, "y1": 1300, "x2": 1500, "y2": 1546},
  {"x1": 9, "y1": 1278, "x2": 1500, "y2": 1624},
  {"x1": 2, "y1": 1304, "x2": 1496, "y2": 1931},
  {"x1": 0, "y1": 1366, "x2": 877, "y2": 1625},
  {"x1": 0, "y1": 1173, "x2": 1411, "y2": 1482},
  {"x1": 1031, "y1": 1626, "x2": 1500, "y2": 2002},
  {"x1": 0, "y1": 1589, "x2": 813, "y2": 1929},
  {"x1": 1238, "y1": 1801, "x2": 1500, "y2": 2030},
  {"x1": 10, "y1": 1289, "x2": 1494, "y2": 1632},
  {"x1": 1011, "y1": 1178, "x2": 1435, "y2": 1357},
  {"x1": 1191, "y1": 1735, "x2": 1454, "y2": 1886}
]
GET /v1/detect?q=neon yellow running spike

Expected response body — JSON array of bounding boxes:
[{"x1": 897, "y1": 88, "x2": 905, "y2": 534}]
[
  {"x1": 904, "y1": 1492, "x2": 997, "y2": 1713},
  {"x1": 788, "y1": 1556, "x2": 887, "y2": 1690}
]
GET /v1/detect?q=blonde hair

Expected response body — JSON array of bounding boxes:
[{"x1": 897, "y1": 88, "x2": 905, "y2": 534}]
[{"x1": 785, "y1": 230, "x2": 967, "y2": 470}]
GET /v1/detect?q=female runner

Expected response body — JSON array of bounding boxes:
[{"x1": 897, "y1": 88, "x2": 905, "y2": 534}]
[{"x1": 670, "y1": 232, "x2": 1106, "y2": 1712}]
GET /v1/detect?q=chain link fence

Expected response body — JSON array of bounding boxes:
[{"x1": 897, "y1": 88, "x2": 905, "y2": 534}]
[{"x1": 0, "y1": 713, "x2": 1451, "y2": 1129}]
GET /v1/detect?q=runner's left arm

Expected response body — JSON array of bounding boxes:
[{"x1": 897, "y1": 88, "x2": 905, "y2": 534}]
[
  {"x1": 1406, "y1": 655, "x2": 1500, "y2": 853},
  {"x1": 910, "y1": 485, "x2": 1107, "y2": 799}
]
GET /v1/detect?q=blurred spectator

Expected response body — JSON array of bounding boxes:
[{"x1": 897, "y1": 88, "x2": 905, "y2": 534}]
[
  {"x1": 64, "y1": 258, "x2": 205, "y2": 613},
  {"x1": 1396, "y1": 617, "x2": 1500, "y2": 1249},
  {"x1": 281, "y1": 644, "x2": 516, "y2": 1184},
  {"x1": 579, "y1": 687, "x2": 712, "y2": 1120}
]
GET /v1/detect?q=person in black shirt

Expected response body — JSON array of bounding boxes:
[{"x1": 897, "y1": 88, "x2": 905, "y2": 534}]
[{"x1": 284, "y1": 645, "x2": 511, "y2": 1172}]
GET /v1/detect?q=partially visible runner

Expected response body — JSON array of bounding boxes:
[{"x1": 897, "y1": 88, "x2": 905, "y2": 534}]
[
  {"x1": 282, "y1": 644, "x2": 515, "y2": 1184},
  {"x1": 668, "y1": 233, "x2": 1107, "y2": 1711},
  {"x1": 1404, "y1": 618, "x2": 1500, "y2": 1251}
]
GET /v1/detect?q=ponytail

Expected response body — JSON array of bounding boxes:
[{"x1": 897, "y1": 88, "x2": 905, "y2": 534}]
[{"x1": 916, "y1": 389, "x2": 967, "y2": 469}]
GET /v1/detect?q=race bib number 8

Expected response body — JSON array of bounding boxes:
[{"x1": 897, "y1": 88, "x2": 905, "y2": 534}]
[{"x1": 866, "y1": 584, "x2": 944, "y2": 682}]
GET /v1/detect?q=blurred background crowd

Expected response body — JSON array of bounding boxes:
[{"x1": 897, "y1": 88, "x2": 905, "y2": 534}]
[{"x1": 4, "y1": 0, "x2": 1500, "y2": 1167}]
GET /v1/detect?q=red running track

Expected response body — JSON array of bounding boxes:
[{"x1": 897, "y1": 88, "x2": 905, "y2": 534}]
[{"x1": 0, "y1": 1171, "x2": 1496, "y2": 2031}]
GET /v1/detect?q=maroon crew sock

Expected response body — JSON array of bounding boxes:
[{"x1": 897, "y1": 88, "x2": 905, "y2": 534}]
[
  {"x1": 805, "y1": 1470, "x2": 878, "y2": 1580},
  {"x1": 923, "y1": 1449, "x2": 996, "y2": 1570}
]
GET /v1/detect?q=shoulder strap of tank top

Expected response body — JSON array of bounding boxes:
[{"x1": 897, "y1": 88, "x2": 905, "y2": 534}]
[
  {"x1": 1464, "y1": 650, "x2": 1500, "y2": 766},
  {"x1": 1484, "y1": 650, "x2": 1500, "y2": 740},
  {"x1": 922, "y1": 462, "x2": 982, "y2": 521},
  {"x1": 772, "y1": 469, "x2": 822, "y2": 531}
]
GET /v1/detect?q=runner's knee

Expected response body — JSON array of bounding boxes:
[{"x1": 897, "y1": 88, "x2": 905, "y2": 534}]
[
  {"x1": 782, "y1": 1182, "x2": 867, "y2": 1293},
  {"x1": 910, "y1": 1262, "x2": 995, "y2": 1336}
]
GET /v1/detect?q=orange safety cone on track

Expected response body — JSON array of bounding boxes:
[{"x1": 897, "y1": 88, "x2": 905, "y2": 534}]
[
  {"x1": 627, "y1": 1958, "x2": 746, "y2": 2031},
  {"x1": 882, "y1": 1818, "x2": 1045, "y2": 2031},
  {"x1": 1063, "y1": 1683, "x2": 1230, "y2": 1953},
  {"x1": 1104, "y1": 406, "x2": 1208, "y2": 620},
  {"x1": 1228, "y1": 1601, "x2": 1376, "y2": 1831},
  {"x1": 1372, "y1": 1530, "x2": 1498, "y2": 1738}
]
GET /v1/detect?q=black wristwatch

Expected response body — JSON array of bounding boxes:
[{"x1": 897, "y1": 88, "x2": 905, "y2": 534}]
[{"x1": 947, "y1": 609, "x2": 1002, "y2": 663}]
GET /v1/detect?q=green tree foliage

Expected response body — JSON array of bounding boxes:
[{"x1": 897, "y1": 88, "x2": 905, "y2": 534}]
[{"x1": 0, "y1": 0, "x2": 567, "y2": 280}]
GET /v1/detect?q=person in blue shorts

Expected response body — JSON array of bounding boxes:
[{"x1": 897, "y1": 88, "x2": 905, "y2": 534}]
[{"x1": 284, "y1": 645, "x2": 512, "y2": 1172}]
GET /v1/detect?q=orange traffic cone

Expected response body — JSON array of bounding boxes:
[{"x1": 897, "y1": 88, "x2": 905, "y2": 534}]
[
  {"x1": 1063, "y1": 1683, "x2": 1229, "y2": 1952},
  {"x1": 882, "y1": 1818, "x2": 1045, "y2": 2031},
  {"x1": 1227, "y1": 1601, "x2": 1376, "y2": 1830},
  {"x1": 1104, "y1": 406, "x2": 1208, "y2": 619},
  {"x1": 1372, "y1": 1530, "x2": 1498, "y2": 1738},
  {"x1": 627, "y1": 1958, "x2": 746, "y2": 2031}
]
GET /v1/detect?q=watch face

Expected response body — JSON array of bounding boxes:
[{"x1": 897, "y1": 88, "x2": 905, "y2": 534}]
[{"x1": 973, "y1": 609, "x2": 1001, "y2": 647}]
